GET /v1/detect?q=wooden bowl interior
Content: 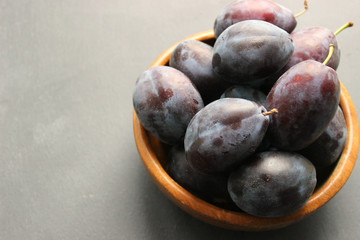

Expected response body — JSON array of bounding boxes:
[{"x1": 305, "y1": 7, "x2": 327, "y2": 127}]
[{"x1": 133, "y1": 30, "x2": 360, "y2": 231}]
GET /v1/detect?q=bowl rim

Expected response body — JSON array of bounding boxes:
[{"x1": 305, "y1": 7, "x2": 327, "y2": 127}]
[{"x1": 133, "y1": 30, "x2": 360, "y2": 231}]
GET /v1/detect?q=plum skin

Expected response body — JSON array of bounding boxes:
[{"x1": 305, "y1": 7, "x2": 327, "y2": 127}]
[
  {"x1": 228, "y1": 151, "x2": 317, "y2": 217},
  {"x1": 212, "y1": 20, "x2": 294, "y2": 83},
  {"x1": 299, "y1": 106, "x2": 347, "y2": 168},
  {"x1": 133, "y1": 66, "x2": 204, "y2": 145},
  {"x1": 170, "y1": 39, "x2": 230, "y2": 104},
  {"x1": 255, "y1": 26, "x2": 341, "y2": 92},
  {"x1": 214, "y1": 0, "x2": 296, "y2": 38},
  {"x1": 184, "y1": 98, "x2": 269, "y2": 173},
  {"x1": 265, "y1": 60, "x2": 341, "y2": 151},
  {"x1": 287, "y1": 27, "x2": 341, "y2": 71}
]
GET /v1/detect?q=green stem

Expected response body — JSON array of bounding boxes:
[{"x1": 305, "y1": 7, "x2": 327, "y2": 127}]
[
  {"x1": 334, "y1": 21, "x2": 354, "y2": 36},
  {"x1": 323, "y1": 44, "x2": 334, "y2": 66}
]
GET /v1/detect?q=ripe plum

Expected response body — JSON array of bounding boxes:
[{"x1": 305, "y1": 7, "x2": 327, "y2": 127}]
[
  {"x1": 299, "y1": 106, "x2": 347, "y2": 168},
  {"x1": 228, "y1": 151, "x2": 317, "y2": 217},
  {"x1": 214, "y1": 0, "x2": 297, "y2": 38},
  {"x1": 265, "y1": 60, "x2": 341, "y2": 151},
  {"x1": 220, "y1": 85, "x2": 271, "y2": 152},
  {"x1": 133, "y1": 66, "x2": 204, "y2": 145},
  {"x1": 256, "y1": 23, "x2": 353, "y2": 91},
  {"x1": 184, "y1": 98, "x2": 270, "y2": 173},
  {"x1": 212, "y1": 20, "x2": 294, "y2": 83},
  {"x1": 170, "y1": 39, "x2": 229, "y2": 104},
  {"x1": 286, "y1": 26, "x2": 341, "y2": 71}
]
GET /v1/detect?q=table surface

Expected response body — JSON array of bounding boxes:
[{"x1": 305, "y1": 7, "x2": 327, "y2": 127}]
[{"x1": 1, "y1": 0, "x2": 359, "y2": 239}]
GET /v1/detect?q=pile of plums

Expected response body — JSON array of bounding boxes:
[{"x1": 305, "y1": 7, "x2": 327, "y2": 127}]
[{"x1": 133, "y1": 0, "x2": 351, "y2": 218}]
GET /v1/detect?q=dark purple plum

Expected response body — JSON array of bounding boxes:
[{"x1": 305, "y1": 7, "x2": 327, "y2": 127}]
[
  {"x1": 299, "y1": 106, "x2": 347, "y2": 168},
  {"x1": 170, "y1": 39, "x2": 230, "y2": 104},
  {"x1": 212, "y1": 20, "x2": 294, "y2": 84},
  {"x1": 133, "y1": 66, "x2": 204, "y2": 145},
  {"x1": 265, "y1": 60, "x2": 341, "y2": 151},
  {"x1": 214, "y1": 0, "x2": 297, "y2": 38},
  {"x1": 219, "y1": 85, "x2": 271, "y2": 152},
  {"x1": 228, "y1": 151, "x2": 317, "y2": 217},
  {"x1": 184, "y1": 98, "x2": 270, "y2": 173},
  {"x1": 220, "y1": 85, "x2": 267, "y2": 106},
  {"x1": 167, "y1": 144, "x2": 232, "y2": 206}
]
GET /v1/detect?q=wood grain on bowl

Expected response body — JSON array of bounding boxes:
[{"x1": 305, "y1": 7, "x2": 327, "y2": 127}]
[{"x1": 133, "y1": 31, "x2": 360, "y2": 231}]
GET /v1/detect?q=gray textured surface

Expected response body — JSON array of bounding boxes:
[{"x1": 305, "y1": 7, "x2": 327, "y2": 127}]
[{"x1": 0, "y1": 0, "x2": 359, "y2": 239}]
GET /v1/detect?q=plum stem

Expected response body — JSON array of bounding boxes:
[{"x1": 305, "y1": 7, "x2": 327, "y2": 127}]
[
  {"x1": 262, "y1": 108, "x2": 278, "y2": 116},
  {"x1": 334, "y1": 21, "x2": 354, "y2": 36},
  {"x1": 323, "y1": 44, "x2": 335, "y2": 66},
  {"x1": 294, "y1": 0, "x2": 308, "y2": 18}
]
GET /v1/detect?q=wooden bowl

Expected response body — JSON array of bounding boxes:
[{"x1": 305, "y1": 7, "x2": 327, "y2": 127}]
[{"x1": 133, "y1": 30, "x2": 360, "y2": 231}]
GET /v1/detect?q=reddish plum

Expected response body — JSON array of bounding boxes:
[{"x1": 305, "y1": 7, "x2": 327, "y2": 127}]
[
  {"x1": 286, "y1": 26, "x2": 341, "y2": 71},
  {"x1": 214, "y1": 0, "x2": 297, "y2": 38},
  {"x1": 265, "y1": 60, "x2": 340, "y2": 151},
  {"x1": 250, "y1": 23, "x2": 353, "y2": 92}
]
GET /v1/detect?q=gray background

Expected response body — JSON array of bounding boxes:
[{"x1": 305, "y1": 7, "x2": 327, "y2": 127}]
[{"x1": 1, "y1": 0, "x2": 359, "y2": 239}]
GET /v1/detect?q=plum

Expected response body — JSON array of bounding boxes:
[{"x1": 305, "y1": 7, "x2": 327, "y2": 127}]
[
  {"x1": 184, "y1": 98, "x2": 271, "y2": 173},
  {"x1": 212, "y1": 20, "x2": 294, "y2": 84},
  {"x1": 299, "y1": 106, "x2": 347, "y2": 168},
  {"x1": 214, "y1": 0, "x2": 297, "y2": 38},
  {"x1": 265, "y1": 60, "x2": 340, "y2": 151},
  {"x1": 133, "y1": 66, "x2": 204, "y2": 145},
  {"x1": 170, "y1": 39, "x2": 230, "y2": 104},
  {"x1": 228, "y1": 151, "x2": 317, "y2": 217}
]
